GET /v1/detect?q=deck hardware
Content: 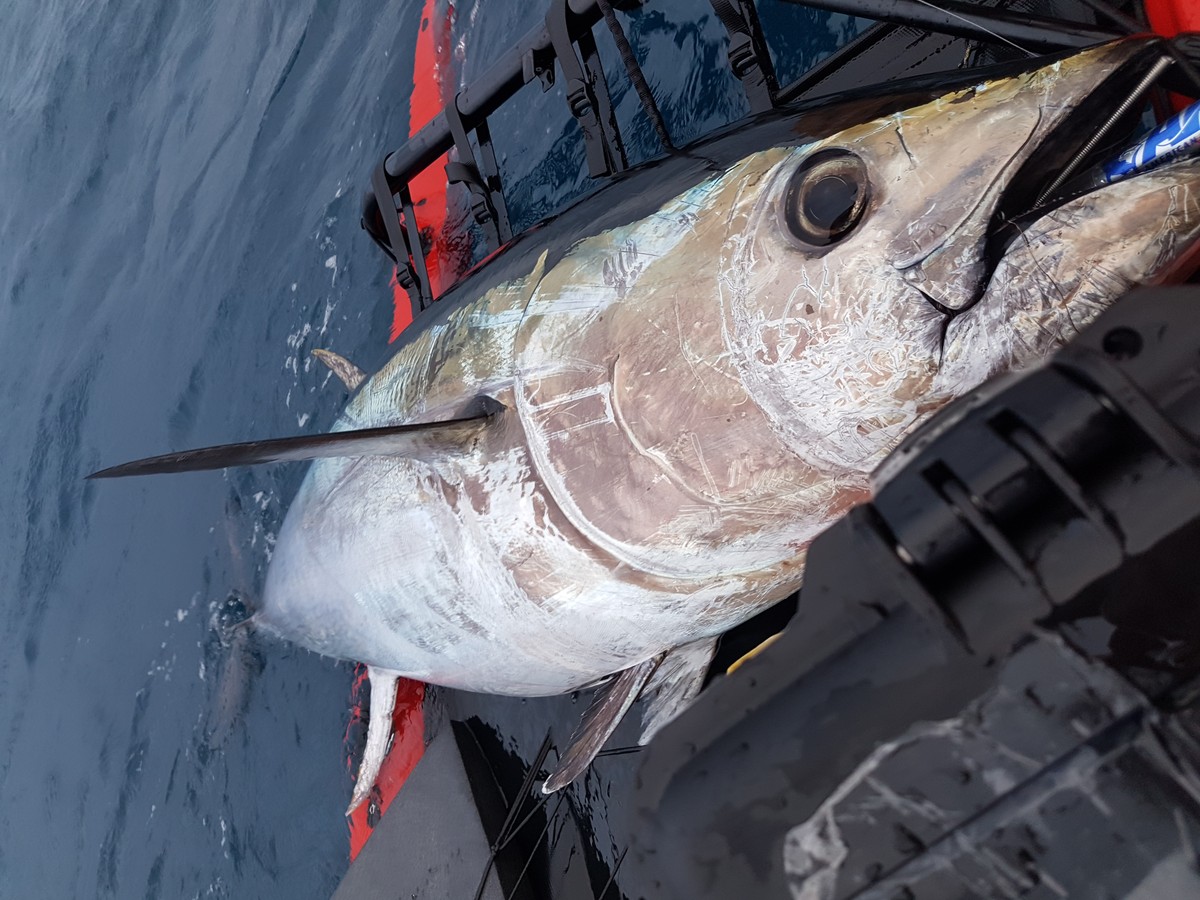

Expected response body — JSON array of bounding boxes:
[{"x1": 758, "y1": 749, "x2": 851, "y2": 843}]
[
  {"x1": 710, "y1": 0, "x2": 778, "y2": 112},
  {"x1": 548, "y1": 0, "x2": 628, "y2": 176},
  {"x1": 445, "y1": 93, "x2": 513, "y2": 249},
  {"x1": 370, "y1": 162, "x2": 433, "y2": 311}
]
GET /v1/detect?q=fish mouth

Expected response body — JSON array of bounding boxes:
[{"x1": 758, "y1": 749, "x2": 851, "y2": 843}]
[{"x1": 959, "y1": 39, "x2": 1200, "y2": 319}]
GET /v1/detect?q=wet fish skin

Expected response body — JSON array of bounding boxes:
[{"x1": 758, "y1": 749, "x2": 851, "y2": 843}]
[
  {"x1": 243, "y1": 44, "x2": 1200, "y2": 796},
  {"x1": 262, "y1": 41, "x2": 1200, "y2": 702}
]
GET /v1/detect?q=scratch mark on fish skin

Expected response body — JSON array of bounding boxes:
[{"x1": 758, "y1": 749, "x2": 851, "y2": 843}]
[
  {"x1": 542, "y1": 387, "x2": 617, "y2": 439},
  {"x1": 687, "y1": 432, "x2": 721, "y2": 500},
  {"x1": 894, "y1": 123, "x2": 917, "y2": 167},
  {"x1": 609, "y1": 358, "x2": 722, "y2": 510},
  {"x1": 668, "y1": 298, "x2": 737, "y2": 398}
]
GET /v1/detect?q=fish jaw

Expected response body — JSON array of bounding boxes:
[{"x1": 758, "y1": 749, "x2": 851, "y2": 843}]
[{"x1": 938, "y1": 158, "x2": 1200, "y2": 395}]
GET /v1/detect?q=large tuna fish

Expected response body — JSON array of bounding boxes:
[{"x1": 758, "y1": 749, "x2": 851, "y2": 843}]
[{"x1": 94, "y1": 37, "x2": 1200, "y2": 807}]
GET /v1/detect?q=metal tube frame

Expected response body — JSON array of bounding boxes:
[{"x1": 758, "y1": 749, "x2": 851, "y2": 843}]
[{"x1": 366, "y1": 0, "x2": 1143, "y2": 313}]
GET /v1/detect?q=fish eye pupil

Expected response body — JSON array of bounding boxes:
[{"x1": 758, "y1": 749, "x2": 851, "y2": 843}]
[
  {"x1": 804, "y1": 174, "x2": 858, "y2": 233},
  {"x1": 784, "y1": 150, "x2": 869, "y2": 248}
]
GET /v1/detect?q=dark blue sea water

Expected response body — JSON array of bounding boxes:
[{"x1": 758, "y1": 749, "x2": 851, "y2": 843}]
[{"x1": 0, "y1": 1, "x2": 858, "y2": 895}]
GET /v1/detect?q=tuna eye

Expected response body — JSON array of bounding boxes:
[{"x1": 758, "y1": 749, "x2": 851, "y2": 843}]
[{"x1": 783, "y1": 150, "x2": 870, "y2": 247}]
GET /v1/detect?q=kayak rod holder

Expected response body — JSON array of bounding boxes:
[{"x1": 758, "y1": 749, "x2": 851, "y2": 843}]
[
  {"x1": 366, "y1": 0, "x2": 610, "y2": 311},
  {"x1": 368, "y1": 0, "x2": 645, "y2": 311}
]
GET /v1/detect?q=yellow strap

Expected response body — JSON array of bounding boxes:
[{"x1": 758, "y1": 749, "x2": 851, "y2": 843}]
[{"x1": 725, "y1": 631, "x2": 783, "y2": 675}]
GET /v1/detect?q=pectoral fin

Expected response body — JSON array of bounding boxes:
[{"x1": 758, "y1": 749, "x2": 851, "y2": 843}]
[
  {"x1": 346, "y1": 667, "x2": 401, "y2": 815},
  {"x1": 88, "y1": 400, "x2": 503, "y2": 479},
  {"x1": 542, "y1": 654, "x2": 663, "y2": 794},
  {"x1": 638, "y1": 636, "x2": 718, "y2": 745}
]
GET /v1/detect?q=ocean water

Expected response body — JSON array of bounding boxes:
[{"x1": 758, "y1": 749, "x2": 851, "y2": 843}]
[{"x1": 0, "y1": 1, "x2": 859, "y2": 895}]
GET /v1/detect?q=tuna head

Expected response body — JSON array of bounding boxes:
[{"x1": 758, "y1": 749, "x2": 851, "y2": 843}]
[{"x1": 714, "y1": 39, "x2": 1200, "y2": 479}]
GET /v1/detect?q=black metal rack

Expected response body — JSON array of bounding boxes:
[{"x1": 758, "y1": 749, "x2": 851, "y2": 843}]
[{"x1": 363, "y1": 0, "x2": 1152, "y2": 315}]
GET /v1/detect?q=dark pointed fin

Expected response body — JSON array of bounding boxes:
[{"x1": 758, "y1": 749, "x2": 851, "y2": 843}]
[
  {"x1": 542, "y1": 654, "x2": 663, "y2": 794},
  {"x1": 312, "y1": 348, "x2": 366, "y2": 391},
  {"x1": 87, "y1": 406, "x2": 499, "y2": 479},
  {"x1": 347, "y1": 667, "x2": 400, "y2": 815}
]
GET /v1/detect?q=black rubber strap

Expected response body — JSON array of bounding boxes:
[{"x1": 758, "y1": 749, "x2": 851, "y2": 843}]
[
  {"x1": 547, "y1": 0, "x2": 617, "y2": 176},
  {"x1": 577, "y1": 24, "x2": 628, "y2": 172},
  {"x1": 371, "y1": 162, "x2": 430, "y2": 310},
  {"x1": 396, "y1": 183, "x2": 433, "y2": 310},
  {"x1": 710, "y1": 0, "x2": 776, "y2": 113},
  {"x1": 444, "y1": 93, "x2": 503, "y2": 249},
  {"x1": 471, "y1": 117, "x2": 513, "y2": 244}
]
